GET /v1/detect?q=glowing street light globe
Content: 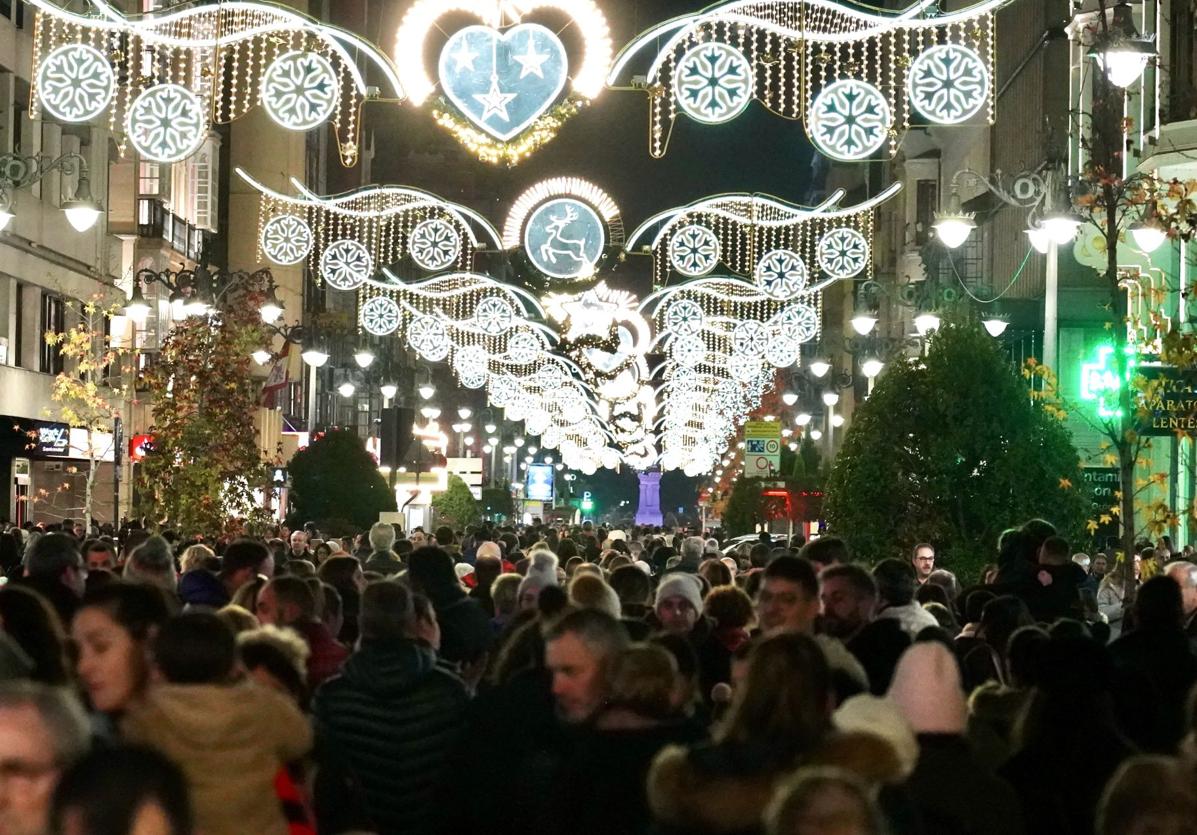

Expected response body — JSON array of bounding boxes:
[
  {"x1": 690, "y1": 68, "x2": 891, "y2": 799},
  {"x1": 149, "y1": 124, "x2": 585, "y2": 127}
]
[
  {"x1": 914, "y1": 312, "x2": 941, "y2": 336},
  {"x1": 1025, "y1": 225, "x2": 1052, "y2": 254},
  {"x1": 301, "y1": 347, "x2": 329, "y2": 367},
  {"x1": 810, "y1": 429, "x2": 824, "y2": 440},
  {"x1": 808, "y1": 358, "x2": 832, "y2": 378},
  {"x1": 1131, "y1": 220, "x2": 1168, "y2": 253},
  {"x1": 781, "y1": 391, "x2": 799, "y2": 406},
  {"x1": 1040, "y1": 211, "x2": 1083, "y2": 245},
  {"x1": 1092, "y1": 44, "x2": 1154, "y2": 88},
  {"x1": 861, "y1": 357, "x2": 885, "y2": 379},
  {"x1": 337, "y1": 381, "x2": 356, "y2": 398},
  {"x1": 353, "y1": 348, "x2": 375, "y2": 369},
  {"x1": 251, "y1": 349, "x2": 273, "y2": 365},
  {"x1": 983, "y1": 318, "x2": 1009, "y2": 338},
  {"x1": 932, "y1": 212, "x2": 976, "y2": 249},
  {"x1": 822, "y1": 391, "x2": 840, "y2": 407},
  {"x1": 851, "y1": 313, "x2": 878, "y2": 336},
  {"x1": 380, "y1": 382, "x2": 398, "y2": 400},
  {"x1": 795, "y1": 412, "x2": 812, "y2": 427}
]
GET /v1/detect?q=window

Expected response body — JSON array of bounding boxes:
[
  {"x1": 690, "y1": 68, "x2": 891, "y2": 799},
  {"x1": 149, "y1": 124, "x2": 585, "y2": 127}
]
[
  {"x1": 915, "y1": 179, "x2": 939, "y2": 246},
  {"x1": 138, "y1": 162, "x2": 161, "y2": 199},
  {"x1": 40, "y1": 293, "x2": 65, "y2": 375},
  {"x1": 191, "y1": 146, "x2": 214, "y2": 230}
]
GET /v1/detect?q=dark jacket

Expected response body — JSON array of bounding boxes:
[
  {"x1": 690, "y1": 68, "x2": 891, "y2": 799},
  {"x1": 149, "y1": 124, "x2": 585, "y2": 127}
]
[
  {"x1": 178, "y1": 569, "x2": 231, "y2": 608},
  {"x1": 543, "y1": 718, "x2": 708, "y2": 835},
  {"x1": 431, "y1": 589, "x2": 493, "y2": 666},
  {"x1": 1109, "y1": 624, "x2": 1197, "y2": 752},
  {"x1": 363, "y1": 550, "x2": 404, "y2": 576},
  {"x1": 313, "y1": 640, "x2": 468, "y2": 835},
  {"x1": 11, "y1": 574, "x2": 79, "y2": 624},
  {"x1": 906, "y1": 734, "x2": 1025, "y2": 835}
]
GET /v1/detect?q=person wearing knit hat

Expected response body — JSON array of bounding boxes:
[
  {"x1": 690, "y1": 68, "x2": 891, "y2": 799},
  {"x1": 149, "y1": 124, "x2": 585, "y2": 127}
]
[
  {"x1": 888, "y1": 641, "x2": 1024, "y2": 835},
  {"x1": 654, "y1": 573, "x2": 704, "y2": 635},
  {"x1": 516, "y1": 550, "x2": 559, "y2": 611},
  {"x1": 567, "y1": 573, "x2": 621, "y2": 620}
]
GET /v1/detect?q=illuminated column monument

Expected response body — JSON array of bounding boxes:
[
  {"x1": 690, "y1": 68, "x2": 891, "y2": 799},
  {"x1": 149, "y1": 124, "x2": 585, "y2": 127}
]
[{"x1": 636, "y1": 471, "x2": 663, "y2": 526}]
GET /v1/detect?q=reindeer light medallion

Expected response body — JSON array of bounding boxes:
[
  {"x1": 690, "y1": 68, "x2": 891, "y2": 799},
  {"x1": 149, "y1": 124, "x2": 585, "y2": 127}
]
[{"x1": 503, "y1": 177, "x2": 623, "y2": 282}]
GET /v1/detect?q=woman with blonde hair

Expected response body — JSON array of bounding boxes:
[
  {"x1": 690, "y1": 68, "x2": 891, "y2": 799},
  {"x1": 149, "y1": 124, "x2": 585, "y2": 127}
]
[{"x1": 179, "y1": 543, "x2": 216, "y2": 574}]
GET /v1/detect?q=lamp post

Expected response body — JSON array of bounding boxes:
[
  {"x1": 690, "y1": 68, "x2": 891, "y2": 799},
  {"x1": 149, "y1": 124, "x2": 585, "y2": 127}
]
[
  {"x1": 932, "y1": 166, "x2": 1080, "y2": 370},
  {"x1": 0, "y1": 151, "x2": 104, "y2": 232}
]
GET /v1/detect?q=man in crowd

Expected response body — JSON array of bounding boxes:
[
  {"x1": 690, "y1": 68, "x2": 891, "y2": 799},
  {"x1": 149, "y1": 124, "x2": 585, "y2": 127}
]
[
  {"x1": 798, "y1": 536, "x2": 849, "y2": 571},
  {"x1": 82, "y1": 540, "x2": 116, "y2": 572},
  {"x1": 819, "y1": 563, "x2": 877, "y2": 641},
  {"x1": 287, "y1": 530, "x2": 310, "y2": 563},
  {"x1": 757, "y1": 555, "x2": 820, "y2": 635},
  {"x1": 16, "y1": 533, "x2": 86, "y2": 623},
  {"x1": 677, "y1": 536, "x2": 705, "y2": 573},
  {"x1": 363, "y1": 521, "x2": 404, "y2": 576},
  {"x1": 873, "y1": 559, "x2": 938, "y2": 638},
  {"x1": 313, "y1": 581, "x2": 468, "y2": 835},
  {"x1": 544, "y1": 608, "x2": 629, "y2": 723},
  {"x1": 257, "y1": 576, "x2": 348, "y2": 687},
  {"x1": 1165, "y1": 560, "x2": 1197, "y2": 640},
  {"x1": 0, "y1": 682, "x2": 91, "y2": 835},
  {"x1": 912, "y1": 543, "x2": 936, "y2": 585}
]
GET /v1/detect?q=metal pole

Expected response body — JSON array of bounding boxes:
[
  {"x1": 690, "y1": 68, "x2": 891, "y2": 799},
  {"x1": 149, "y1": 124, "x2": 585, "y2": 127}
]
[
  {"x1": 307, "y1": 363, "x2": 318, "y2": 435},
  {"x1": 112, "y1": 416, "x2": 122, "y2": 528},
  {"x1": 1044, "y1": 239, "x2": 1059, "y2": 370}
]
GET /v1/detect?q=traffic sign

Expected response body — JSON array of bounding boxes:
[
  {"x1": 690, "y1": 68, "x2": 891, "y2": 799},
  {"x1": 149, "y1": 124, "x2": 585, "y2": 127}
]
[{"x1": 743, "y1": 421, "x2": 782, "y2": 477}]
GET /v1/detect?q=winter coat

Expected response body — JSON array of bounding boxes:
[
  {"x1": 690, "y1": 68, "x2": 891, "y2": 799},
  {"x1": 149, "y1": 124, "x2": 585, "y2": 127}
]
[
  {"x1": 430, "y1": 589, "x2": 493, "y2": 666},
  {"x1": 312, "y1": 639, "x2": 468, "y2": 835},
  {"x1": 363, "y1": 550, "x2": 404, "y2": 576},
  {"x1": 648, "y1": 740, "x2": 802, "y2": 835},
  {"x1": 1097, "y1": 577, "x2": 1128, "y2": 637},
  {"x1": 906, "y1": 733, "x2": 1025, "y2": 835},
  {"x1": 966, "y1": 683, "x2": 1031, "y2": 771},
  {"x1": 123, "y1": 682, "x2": 312, "y2": 835},
  {"x1": 543, "y1": 718, "x2": 708, "y2": 835},
  {"x1": 1109, "y1": 624, "x2": 1197, "y2": 752},
  {"x1": 875, "y1": 601, "x2": 939, "y2": 639},
  {"x1": 293, "y1": 619, "x2": 348, "y2": 688}
]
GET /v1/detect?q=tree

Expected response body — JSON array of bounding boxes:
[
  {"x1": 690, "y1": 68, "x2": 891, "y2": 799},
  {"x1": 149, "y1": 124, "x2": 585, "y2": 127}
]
[
  {"x1": 432, "y1": 474, "x2": 480, "y2": 530},
  {"x1": 40, "y1": 296, "x2": 129, "y2": 525},
  {"x1": 722, "y1": 477, "x2": 765, "y2": 537},
  {"x1": 824, "y1": 322, "x2": 1088, "y2": 581},
  {"x1": 137, "y1": 276, "x2": 273, "y2": 536},
  {"x1": 481, "y1": 485, "x2": 514, "y2": 520},
  {"x1": 287, "y1": 429, "x2": 397, "y2": 532}
]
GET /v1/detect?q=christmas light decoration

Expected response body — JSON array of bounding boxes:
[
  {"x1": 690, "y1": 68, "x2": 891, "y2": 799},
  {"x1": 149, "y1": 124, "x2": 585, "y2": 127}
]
[
  {"x1": 504, "y1": 177, "x2": 622, "y2": 280},
  {"x1": 608, "y1": 0, "x2": 1012, "y2": 159},
  {"x1": 394, "y1": 0, "x2": 612, "y2": 163},
  {"x1": 28, "y1": 0, "x2": 404, "y2": 166}
]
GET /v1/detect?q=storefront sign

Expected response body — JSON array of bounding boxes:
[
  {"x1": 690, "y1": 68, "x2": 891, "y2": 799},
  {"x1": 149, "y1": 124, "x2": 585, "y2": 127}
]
[
  {"x1": 1139, "y1": 367, "x2": 1197, "y2": 436},
  {"x1": 33, "y1": 421, "x2": 70, "y2": 456}
]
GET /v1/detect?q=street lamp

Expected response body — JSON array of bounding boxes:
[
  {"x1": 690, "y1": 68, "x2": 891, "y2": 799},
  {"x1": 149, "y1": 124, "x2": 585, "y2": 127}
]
[
  {"x1": 123, "y1": 282, "x2": 151, "y2": 324},
  {"x1": 420, "y1": 406, "x2": 441, "y2": 420},
  {"x1": 380, "y1": 381, "x2": 398, "y2": 400},
  {"x1": 781, "y1": 391, "x2": 799, "y2": 406},
  {"x1": 260, "y1": 286, "x2": 284, "y2": 324},
  {"x1": 1089, "y1": 1, "x2": 1155, "y2": 89},
  {"x1": 860, "y1": 357, "x2": 885, "y2": 379},
  {"x1": 932, "y1": 189, "x2": 977, "y2": 249},
  {"x1": 810, "y1": 429, "x2": 824, "y2": 440},
  {"x1": 338, "y1": 381, "x2": 356, "y2": 398},
  {"x1": 913, "y1": 312, "x2": 941, "y2": 336},
  {"x1": 795, "y1": 412, "x2": 812, "y2": 427},
  {"x1": 1131, "y1": 216, "x2": 1168, "y2": 253},
  {"x1": 0, "y1": 151, "x2": 103, "y2": 232},
  {"x1": 458, "y1": 407, "x2": 472, "y2": 420},
  {"x1": 353, "y1": 347, "x2": 375, "y2": 369},
  {"x1": 808, "y1": 357, "x2": 832, "y2": 378},
  {"x1": 301, "y1": 345, "x2": 330, "y2": 367},
  {"x1": 982, "y1": 317, "x2": 1010, "y2": 338},
  {"x1": 418, "y1": 383, "x2": 436, "y2": 400},
  {"x1": 850, "y1": 312, "x2": 878, "y2": 336},
  {"x1": 252, "y1": 349, "x2": 273, "y2": 365},
  {"x1": 822, "y1": 391, "x2": 841, "y2": 407}
]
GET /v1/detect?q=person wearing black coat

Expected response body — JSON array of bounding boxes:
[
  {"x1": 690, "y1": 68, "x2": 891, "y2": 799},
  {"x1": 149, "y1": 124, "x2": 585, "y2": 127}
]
[
  {"x1": 407, "y1": 545, "x2": 493, "y2": 667},
  {"x1": 312, "y1": 581, "x2": 468, "y2": 835}
]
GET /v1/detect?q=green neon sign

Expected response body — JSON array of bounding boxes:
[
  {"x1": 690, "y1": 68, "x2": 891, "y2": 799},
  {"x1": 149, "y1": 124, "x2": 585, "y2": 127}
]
[{"x1": 1079, "y1": 343, "x2": 1136, "y2": 418}]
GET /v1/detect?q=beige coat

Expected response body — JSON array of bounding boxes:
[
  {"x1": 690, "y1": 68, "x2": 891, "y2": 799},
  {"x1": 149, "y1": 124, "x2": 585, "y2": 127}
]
[{"x1": 123, "y1": 682, "x2": 312, "y2": 835}]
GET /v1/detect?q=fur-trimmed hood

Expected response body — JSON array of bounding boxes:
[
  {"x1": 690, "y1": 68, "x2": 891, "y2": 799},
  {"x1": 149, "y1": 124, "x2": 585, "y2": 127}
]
[{"x1": 647, "y1": 742, "x2": 786, "y2": 835}]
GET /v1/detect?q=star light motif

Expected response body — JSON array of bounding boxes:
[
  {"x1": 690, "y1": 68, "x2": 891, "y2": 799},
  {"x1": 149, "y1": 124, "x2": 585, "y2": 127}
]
[
  {"x1": 561, "y1": 290, "x2": 618, "y2": 339},
  {"x1": 513, "y1": 35, "x2": 550, "y2": 79},
  {"x1": 473, "y1": 76, "x2": 517, "y2": 122},
  {"x1": 451, "y1": 39, "x2": 479, "y2": 72}
]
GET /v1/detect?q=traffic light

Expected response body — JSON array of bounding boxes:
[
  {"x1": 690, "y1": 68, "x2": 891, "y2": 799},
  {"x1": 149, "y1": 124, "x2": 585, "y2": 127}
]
[{"x1": 581, "y1": 491, "x2": 594, "y2": 512}]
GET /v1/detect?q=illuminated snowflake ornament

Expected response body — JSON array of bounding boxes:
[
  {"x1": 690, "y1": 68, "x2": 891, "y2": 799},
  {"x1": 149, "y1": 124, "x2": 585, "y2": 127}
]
[
  {"x1": 409, "y1": 218, "x2": 461, "y2": 271},
  {"x1": 674, "y1": 42, "x2": 754, "y2": 124},
  {"x1": 817, "y1": 228, "x2": 870, "y2": 279},
  {"x1": 907, "y1": 44, "x2": 989, "y2": 125},
  {"x1": 260, "y1": 215, "x2": 314, "y2": 265},
  {"x1": 474, "y1": 296, "x2": 515, "y2": 335},
  {"x1": 126, "y1": 84, "x2": 208, "y2": 163},
  {"x1": 729, "y1": 354, "x2": 763, "y2": 384},
  {"x1": 37, "y1": 44, "x2": 115, "y2": 123},
  {"x1": 672, "y1": 334, "x2": 706, "y2": 368},
  {"x1": 407, "y1": 315, "x2": 450, "y2": 361},
  {"x1": 359, "y1": 296, "x2": 401, "y2": 336},
  {"x1": 454, "y1": 345, "x2": 489, "y2": 379},
  {"x1": 755, "y1": 249, "x2": 809, "y2": 299},
  {"x1": 664, "y1": 299, "x2": 705, "y2": 336},
  {"x1": 808, "y1": 79, "x2": 892, "y2": 161},
  {"x1": 733, "y1": 320, "x2": 770, "y2": 357},
  {"x1": 319, "y1": 240, "x2": 373, "y2": 290},
  {"x1": 668, "y1": 225, "x2": 720, "y2": 276},
  {"x1": 772, "y1": 304, "x2": 819, "y2": 343},
  {"x1": 506, "y1": 331, "x2": 542, "y2": 364},
  {"x1": 765, "y1": 336, "x2": 801, "y2": 368},
  {"x1": 261, "y1": 51, "x2": 340, "y2": 130}
]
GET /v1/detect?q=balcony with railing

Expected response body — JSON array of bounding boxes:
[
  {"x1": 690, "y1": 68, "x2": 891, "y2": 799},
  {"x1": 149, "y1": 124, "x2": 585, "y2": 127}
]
[{"x1": 136, "y1": 198, "x2": 209, "y2": 262}]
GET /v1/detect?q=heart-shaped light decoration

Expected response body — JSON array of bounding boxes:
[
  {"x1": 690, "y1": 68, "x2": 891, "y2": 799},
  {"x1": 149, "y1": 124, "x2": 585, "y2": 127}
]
[
  {"x1": 395, "y1": 0, "x2": 612, "y2": 163},
  {"x1": 438, "y1": 24, "x2": 568, "y2": 142}
]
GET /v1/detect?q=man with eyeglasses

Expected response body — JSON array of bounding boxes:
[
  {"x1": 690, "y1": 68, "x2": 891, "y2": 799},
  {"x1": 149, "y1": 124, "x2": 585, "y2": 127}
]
[
  {"x1": 912, "y1": 543, "x2": 936, "y2": 586},
  {"x1": 0, "y1": 682, "x2": 90, "y2": 835}
]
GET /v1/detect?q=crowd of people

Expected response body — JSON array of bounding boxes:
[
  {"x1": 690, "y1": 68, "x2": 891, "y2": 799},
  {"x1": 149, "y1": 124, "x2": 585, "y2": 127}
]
[{"x1": 0, "y1": 515, "x2": 1195, "y2": 835}]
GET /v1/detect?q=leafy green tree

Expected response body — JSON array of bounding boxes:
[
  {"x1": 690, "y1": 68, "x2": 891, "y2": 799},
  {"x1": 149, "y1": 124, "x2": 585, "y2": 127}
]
[
  {"x1": 722, "y1": 477, "x2": 765, "y2": 537},
  {"x1": 287, "y1": 429, "x2": 397, "y2": 532},
  {"x1": 481, "y1": 485, "x2": 514, "y2": 520},
  {"x1": 824, "y1": 322, "x2": 1088, "y2": 581},
  {"x1": 433, "y1": 474, "x2": 480, "y2": 529}
]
